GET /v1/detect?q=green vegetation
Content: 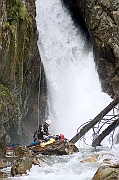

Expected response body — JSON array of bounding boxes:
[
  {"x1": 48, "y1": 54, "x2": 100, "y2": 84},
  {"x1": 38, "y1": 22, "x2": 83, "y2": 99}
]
[
  {"x1": 8, "y1": 0, "x2": 30, "y2": 22},
  {"x1": 2, "y1": 0, "x2": 31, "y2": 32},
  {"x1": 2, "y1": 21, "x2": 15, "y2": 33},
  {"x1": 1, "y1": 0, "x2": 34, "y2": 110},
  {"x1": 0, "y1": 90, "x2": 6, "y2": 96},
  {"x1": 0, "y1": 84, "x2": 6, "y2": 96}
]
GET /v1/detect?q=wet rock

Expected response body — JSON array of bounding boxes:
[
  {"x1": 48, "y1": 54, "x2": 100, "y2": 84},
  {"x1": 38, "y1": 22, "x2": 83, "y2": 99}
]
[
  {"x1": 0, "y1": 171, "x2": 8, "y2": 178},
  {"x1": 14, "y1": 146, "x2": 24, "y2": 158},
  {"x1": 0, "y1": 159, "x2": 7, "y2": 169},
  {"x1": 11, "y1": 157, "x2": 32, "y2": 176},
  {"x1": 32, "y1": 157, "x2": 46, "y2": 166},
  {"x1": 0, "y1": 84, "x2": 22, "y2": 144},
  {"x1": 14, "y1": 145, "x2": 32, "y2": 158},
  {"x1": 0, "y1": 139, "x2": 6, "y2": 158},
  {"x1": 81, "y1": 154, "x2": 99, "y2": 163},
  {"x1": 32, "y1": 140, "x2": 79, "y2": 155},
  {"x1": 102, "y1": 158, "x2": 112, "y2": 165},
  {"x1": 92, "y1": 164, "x2": 119, "y2": 180}
]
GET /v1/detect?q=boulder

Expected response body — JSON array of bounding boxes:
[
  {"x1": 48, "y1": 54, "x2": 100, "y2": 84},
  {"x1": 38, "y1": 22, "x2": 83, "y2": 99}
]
[
  {"x1": 11, "y1": 157, "x2": 32, "y2": 176},
  {"x1": 32, "y1": 157, "x2": 46, "y2": 166},
  {"x1": 0, "y1": 159, "x2": 7, "y2": 169},
  {"x1": 81, "y1": 154, "x2": 99, "y2": 163},
  {"x1": 14, "y1": 146, "x2": 25, "y2": 158},
  {"x1": 0, "y1": 171, "x2": 8, "y2": 178},
  {"x1": 92, "y1": 164, "x2": 119, "y2": 180},
  {"x1": 14, "y1": 145, "x2": 32, "y2": 158},
  {"x1": 32, "y1": 140, "x2": 79, "y2": 155}
]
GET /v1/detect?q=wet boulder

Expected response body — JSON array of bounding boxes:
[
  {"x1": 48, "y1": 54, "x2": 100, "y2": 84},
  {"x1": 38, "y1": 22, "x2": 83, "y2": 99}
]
[
  {"x1": 81, "y1": 154, "x2": 99, "y2": 163},
  {"x1": 32, "y1": 157, "x2": 47, "y2": 166},
  {"x1": 0, "y1": 158, "x2": 8, "y2": 178},
  {"x1": 0, "y1": 171, "x2": 8, "y2": 178},
  {"x1": 32, "y1": 140, "x2": 79, "y2": 155},
  {"x1": 0, "y1": 158, "x2": 10, "y2": 178},
  {"x1": 92, "y1": 164, "x2": 119, "y2": 180},
  {"x1": 11, "y1": 157, "x2": 32, "y2": 176},
  {"x1": 14, "y1": 145, "x2": 25, "y2": 158},
  {"x1": 0, "y1": 159, "x2": 7, "y2": 169},
  {"x1": 14, "y1": 145, "x2": 32, "y2": 158}
]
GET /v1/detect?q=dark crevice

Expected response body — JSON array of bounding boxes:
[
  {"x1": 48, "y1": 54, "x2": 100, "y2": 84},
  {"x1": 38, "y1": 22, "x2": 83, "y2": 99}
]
[{"x1": 60, "y1": 0, "x2": 92, "y2": 48}]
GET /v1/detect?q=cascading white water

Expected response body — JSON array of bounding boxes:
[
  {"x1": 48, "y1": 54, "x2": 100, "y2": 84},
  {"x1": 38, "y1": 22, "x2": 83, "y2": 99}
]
[{"x1": 36, "y1": 0, "x2": 112, "y2": 145}]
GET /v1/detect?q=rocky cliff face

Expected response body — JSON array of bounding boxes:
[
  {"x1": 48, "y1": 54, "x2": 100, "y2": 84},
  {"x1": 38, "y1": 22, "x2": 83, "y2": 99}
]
[
  {"x1": 1, "y1": 0, "x2": 119, "y2": 145},
  {"x1": 76, "y1": 0, "x2": 119, "y2": 98},
  {"x1": 0, "y1": 0, "x2": 47, "y2": 144},
  {"x1": 62, "y1": 0, "x2": 119, "y2": 98}
]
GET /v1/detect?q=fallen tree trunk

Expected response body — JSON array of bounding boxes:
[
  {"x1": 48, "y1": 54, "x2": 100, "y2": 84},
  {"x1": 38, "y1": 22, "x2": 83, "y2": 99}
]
[
  {"x1": 69, "y1": 97, "x2": 119, "y2": 144},
  {"x1": 92, "y1": 118, "x2": 119, "y2": 147}
]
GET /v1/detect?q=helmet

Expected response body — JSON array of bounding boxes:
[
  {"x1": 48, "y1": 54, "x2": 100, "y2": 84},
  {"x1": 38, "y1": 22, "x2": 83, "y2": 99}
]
[
  {"x1": 45, "y1": 119, "x2": 51, "y2": 126},
  {"x1": 60, "y1": 134, "x2": 64, "y2": 140}
]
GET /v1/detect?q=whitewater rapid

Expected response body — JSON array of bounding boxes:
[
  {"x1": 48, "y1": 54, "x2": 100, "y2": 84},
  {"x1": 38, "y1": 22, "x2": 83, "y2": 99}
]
[{"x1": 3, "y1": 145, "x2": 119, "y2": 180}]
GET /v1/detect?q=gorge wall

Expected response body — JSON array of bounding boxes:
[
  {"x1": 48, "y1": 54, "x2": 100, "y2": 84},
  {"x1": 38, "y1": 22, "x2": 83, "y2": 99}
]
[
  {"x1": 62, "y1": 0, "x2": 119, "y2": 98},
  {"x1": 0, "y1": 0, "x2": 119, "y2": 144},
  {"x1": 0, "y1": 0, "x2": 47, "y2": 144}
]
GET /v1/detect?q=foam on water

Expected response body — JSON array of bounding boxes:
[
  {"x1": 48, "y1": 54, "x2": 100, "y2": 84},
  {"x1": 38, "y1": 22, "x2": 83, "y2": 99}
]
[{"x1": 3, "y1": 145, "x2": 119, "y2": 180}]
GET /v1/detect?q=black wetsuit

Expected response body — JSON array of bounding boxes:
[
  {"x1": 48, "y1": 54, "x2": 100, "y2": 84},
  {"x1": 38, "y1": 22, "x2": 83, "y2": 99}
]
[{"x1": 33, "y1": 123, "x2": 49, "y2": 142}]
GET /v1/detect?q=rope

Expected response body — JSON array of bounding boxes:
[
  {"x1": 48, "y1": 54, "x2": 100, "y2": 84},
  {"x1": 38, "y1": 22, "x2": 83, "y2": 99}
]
[
  {"x1": 37, "y1": 1, "x2": 45, "y2": 128},
  {"x1": 38, "y1": 62, "x2": 42, "y2": 128}
]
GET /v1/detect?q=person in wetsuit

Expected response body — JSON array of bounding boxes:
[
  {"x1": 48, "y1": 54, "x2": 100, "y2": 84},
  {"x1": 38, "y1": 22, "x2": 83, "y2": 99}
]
[
  {"x1": 26, "y1": 119, "x2": 65, "y2": 148},
  {"x1": 33, "y1": 119, "x2": 52, "y2": 142}
]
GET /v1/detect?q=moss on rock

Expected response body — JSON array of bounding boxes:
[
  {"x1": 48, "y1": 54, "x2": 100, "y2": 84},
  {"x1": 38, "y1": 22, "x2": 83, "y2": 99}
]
[{"x1": 0, "y1": 0, "x2": 41, "y2": 144}]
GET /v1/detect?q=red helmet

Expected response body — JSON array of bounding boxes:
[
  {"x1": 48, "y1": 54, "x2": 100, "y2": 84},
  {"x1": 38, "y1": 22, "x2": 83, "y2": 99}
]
[{"x1": 60, "y1": 134, "x2": 64, "y2": 140}]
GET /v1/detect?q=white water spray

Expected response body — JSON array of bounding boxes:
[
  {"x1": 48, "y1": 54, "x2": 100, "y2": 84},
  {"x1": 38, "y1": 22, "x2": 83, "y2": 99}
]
[{"x1": 36, "y1": 0, "x2": 111, "y2": 145}]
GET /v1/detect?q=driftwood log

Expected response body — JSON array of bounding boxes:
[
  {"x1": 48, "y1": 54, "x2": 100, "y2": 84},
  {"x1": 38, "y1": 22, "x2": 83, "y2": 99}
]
[
  {"x1": 70, "y1": 97, "x2": 119, "y2": 144},
  {"x1": 92, "y1": 118, "x2": 119, "y2": 147}
]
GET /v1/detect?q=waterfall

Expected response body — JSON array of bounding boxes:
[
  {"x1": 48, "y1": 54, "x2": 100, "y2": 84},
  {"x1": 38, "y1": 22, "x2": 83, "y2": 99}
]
[{"x1": 36, "y1": 0, "x2": 111, "y2": 145}]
